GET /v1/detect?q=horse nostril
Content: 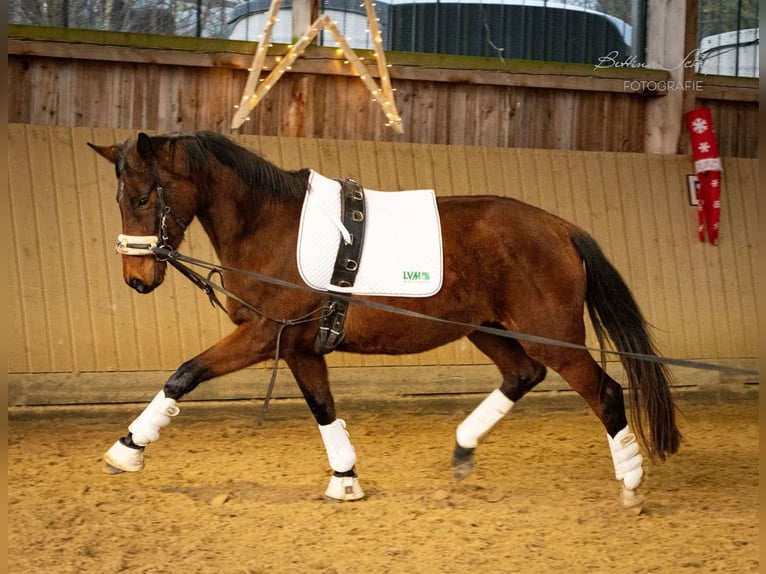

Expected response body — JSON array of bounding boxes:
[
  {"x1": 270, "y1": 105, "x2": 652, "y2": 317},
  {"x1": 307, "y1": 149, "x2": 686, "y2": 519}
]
[{"x1": 128, "y1": 277, "x2": 154, "y2": 294}]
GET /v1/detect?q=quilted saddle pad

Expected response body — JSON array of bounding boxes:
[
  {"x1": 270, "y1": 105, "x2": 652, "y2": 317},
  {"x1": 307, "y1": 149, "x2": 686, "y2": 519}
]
[{"x1": 297, "y1": 170, "x2": 443, "y2": 297}]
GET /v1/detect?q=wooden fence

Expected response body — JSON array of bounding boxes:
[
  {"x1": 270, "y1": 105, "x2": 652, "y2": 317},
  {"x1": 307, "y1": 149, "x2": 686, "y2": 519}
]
[
  {"x1": 8, "y1": 26, "x2": 758, "y2": 157},
  {"x1": 8, "y1": 125, "x2": 758, "y2": 405}
]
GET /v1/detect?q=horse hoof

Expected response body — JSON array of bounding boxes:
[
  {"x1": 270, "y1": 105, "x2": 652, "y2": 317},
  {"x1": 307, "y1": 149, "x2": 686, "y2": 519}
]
[
  {"x1": 324, "y1": 473, "x2": 365, "y2": 501},
  {"x1": 451, "y1": 444, "x2": 475, "y2": 481},
  {"x1": 102, "y1": 439, "x2": 145, "y2": 474},
  {"x1": 619, "y1": 483, "x2": 644, "y2": 515},
  {"x1": 102, "y1": 461, "x2": 125, "y2": 475},
  {"x1": 452, "y1": 461, "x2": 474, "y2": 482}
]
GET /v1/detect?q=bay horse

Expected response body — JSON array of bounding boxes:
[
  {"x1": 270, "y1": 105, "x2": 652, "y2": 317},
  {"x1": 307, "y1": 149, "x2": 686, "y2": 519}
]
[{"x1": 89, "y1": 131, "x2": 680, "y2": 511}]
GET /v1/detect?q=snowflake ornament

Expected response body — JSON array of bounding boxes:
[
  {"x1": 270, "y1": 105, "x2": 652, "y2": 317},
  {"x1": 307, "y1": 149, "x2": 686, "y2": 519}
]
[
  {"x1": 698, "y1": 141, "x2": 711, "y2": 154},
  {"x1": 691, "y1": 117, "x2": 709, "y2": 134}
]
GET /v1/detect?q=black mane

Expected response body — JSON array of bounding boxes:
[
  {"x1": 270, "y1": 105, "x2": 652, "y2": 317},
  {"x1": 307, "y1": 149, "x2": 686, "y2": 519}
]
[{"x1": 149, "y1": 131, "x2": 310, "y2": 201}]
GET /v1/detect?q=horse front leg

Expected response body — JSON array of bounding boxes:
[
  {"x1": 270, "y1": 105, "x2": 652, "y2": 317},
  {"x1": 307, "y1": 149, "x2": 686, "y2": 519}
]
[
  {"x1": 283, "y1": 350, "x2": 365, "y2": 501},
  {"x1": 102, "y1": 323, "x2": 270, "y2": 474}
]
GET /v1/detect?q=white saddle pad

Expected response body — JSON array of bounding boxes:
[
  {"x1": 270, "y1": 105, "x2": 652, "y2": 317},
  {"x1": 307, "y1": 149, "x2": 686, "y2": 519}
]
[{"x1": 297, "y1": 170, "x2": 443, "y2": 297}]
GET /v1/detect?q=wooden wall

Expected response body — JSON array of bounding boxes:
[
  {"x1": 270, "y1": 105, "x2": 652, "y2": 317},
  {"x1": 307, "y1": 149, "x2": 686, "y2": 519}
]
[
  {"x1": 8, "y1": 125, "x2": 758, "y2": 405},
  {"x1": 8, "y1": 26, "x2": 758, "y2": 157}
]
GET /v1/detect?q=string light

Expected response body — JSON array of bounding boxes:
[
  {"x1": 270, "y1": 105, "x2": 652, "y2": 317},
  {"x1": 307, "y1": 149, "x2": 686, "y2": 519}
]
[
  {"x1": 231, "y1": 0, "x2": 402, "y2": 134},
  {"x1": 231, "y1": 0, "x2": 282, "y2": 126},
  {"x1": 360, "y1": 0, "x2": 402, "y2": 133}
]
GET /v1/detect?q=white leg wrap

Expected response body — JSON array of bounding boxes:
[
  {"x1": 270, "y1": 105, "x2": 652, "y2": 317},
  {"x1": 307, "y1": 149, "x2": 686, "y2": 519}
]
[
  {"x1": 127, "y1": 390, "x2": 180, "y2": 447},
  {"x1": 608, "y1": 426, "x2": 644, "y2": 491},
  {"x1": 456, "y1": 389, "x2": 514, "y2": 449},
  {"x1": 318, "y1": 419, "x2": 357, "y2": 473}
]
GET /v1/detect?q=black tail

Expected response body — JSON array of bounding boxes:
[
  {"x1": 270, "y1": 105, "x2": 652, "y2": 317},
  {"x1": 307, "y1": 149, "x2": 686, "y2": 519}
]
[{"x1": 570, "y1": 229, "x2": 680, "y2": 461}]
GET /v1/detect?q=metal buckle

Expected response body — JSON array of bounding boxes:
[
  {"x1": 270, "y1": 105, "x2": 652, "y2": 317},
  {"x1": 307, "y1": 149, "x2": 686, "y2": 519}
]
[{"x1": 344, "y1": 259, "x2": 358, "y2": 272}]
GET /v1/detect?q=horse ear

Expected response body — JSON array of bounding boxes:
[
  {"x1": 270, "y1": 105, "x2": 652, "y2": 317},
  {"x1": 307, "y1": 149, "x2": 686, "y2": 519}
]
[
  {"x1": 136, "y1": 132, "x2": 154, "y2": 161},
  {"x1": 87, "y1": 142, "x2": 121, "y2": 165}
]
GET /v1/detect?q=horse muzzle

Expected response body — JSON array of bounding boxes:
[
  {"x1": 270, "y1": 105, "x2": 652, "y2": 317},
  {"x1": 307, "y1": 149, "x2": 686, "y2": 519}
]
[{"x1": 116, "y1": 234, "x2": 166, "y2": 293}]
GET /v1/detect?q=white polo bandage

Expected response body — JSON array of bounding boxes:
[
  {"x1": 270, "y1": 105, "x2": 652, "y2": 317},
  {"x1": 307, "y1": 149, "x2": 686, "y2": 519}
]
[
  {"x1": 318, "y1": 419, "x2": 357, "y2": 473},
  {"x1": 128, "y1": 390, "x2": 180, "y2": 446},
  {"x1": 456, "y1": 389, "x2": 514, "y2": 449},
  {"x1": 608, "y1": 426, "x2": 644, "y2": 491}
]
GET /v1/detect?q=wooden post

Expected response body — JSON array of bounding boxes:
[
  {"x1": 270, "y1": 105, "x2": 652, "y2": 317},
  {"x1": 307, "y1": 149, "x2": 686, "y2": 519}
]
[
  {"x1": 644, "y1": 0, "x2": 688, "y2": 153},
  {"x1": 292, "y1": 0, "x2": 318, "y2": 41},
  {"x1": 679, "y1": 0, "x2": 699, "y2": 153}
]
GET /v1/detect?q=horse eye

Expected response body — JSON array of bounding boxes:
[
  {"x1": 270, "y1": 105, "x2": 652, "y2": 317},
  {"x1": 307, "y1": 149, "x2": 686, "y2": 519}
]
[{"x1": 136, "y1": 196, "x2": 150, "y2": 207}]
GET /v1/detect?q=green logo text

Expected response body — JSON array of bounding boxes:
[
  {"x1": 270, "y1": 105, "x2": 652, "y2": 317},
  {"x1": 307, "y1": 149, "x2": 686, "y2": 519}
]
[{"x1": 402, "y1": 271, "x2": 430, "y2": 282}]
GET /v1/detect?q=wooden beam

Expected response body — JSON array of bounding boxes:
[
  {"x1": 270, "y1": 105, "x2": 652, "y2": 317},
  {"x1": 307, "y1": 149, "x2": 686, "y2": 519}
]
[
  {"x1": 9, "y1": 37, "x2": 671, "y2": 96},
  {"x1": 692, "y1": 76, "x2": 760, "y2": 102}
]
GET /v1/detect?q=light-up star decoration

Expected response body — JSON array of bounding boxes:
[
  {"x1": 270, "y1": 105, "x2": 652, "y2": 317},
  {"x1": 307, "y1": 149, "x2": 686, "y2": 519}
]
[{"x1": 231, "y1": 0, "x2": 403, "y2": 134}]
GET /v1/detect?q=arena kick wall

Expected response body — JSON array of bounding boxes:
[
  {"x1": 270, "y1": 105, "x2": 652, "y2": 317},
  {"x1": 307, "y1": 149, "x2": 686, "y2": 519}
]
[{"x1": 8, "y1": 125, "x2": 758, "y2": 405}]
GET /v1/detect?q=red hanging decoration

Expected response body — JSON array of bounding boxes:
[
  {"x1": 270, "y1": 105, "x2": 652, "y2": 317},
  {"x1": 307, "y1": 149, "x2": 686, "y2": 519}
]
[{"x1": 685, "y1": 108, "x2": 722, "y2": 245}]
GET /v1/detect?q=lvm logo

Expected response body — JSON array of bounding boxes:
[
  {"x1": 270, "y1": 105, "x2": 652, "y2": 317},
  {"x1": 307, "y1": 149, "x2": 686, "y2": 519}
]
[{"x1": 403, "y1": 270, "x2": 431, "y2": 282}]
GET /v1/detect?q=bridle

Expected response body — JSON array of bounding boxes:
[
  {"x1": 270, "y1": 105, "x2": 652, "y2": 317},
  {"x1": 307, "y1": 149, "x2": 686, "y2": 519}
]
[
  {"x1": 115, "y1": 183, "x2": 186, "y2": 257},
  {"x1": 112, "y1": 176, "x2": 303, "y2": 320},
  {"x1": 113, "y1": 144, "x2": 189, "y2": 257}
]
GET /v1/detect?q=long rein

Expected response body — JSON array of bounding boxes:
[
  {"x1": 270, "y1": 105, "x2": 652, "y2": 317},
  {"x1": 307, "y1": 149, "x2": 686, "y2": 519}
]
[{"x1": 150, "y1": 246, "x2": 757, "y2": 379}]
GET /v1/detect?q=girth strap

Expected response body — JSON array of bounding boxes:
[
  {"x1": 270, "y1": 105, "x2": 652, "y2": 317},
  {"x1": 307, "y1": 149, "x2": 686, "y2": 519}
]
[{"x1": 314, "y1": 179, "x2": 366, "y2": 354}]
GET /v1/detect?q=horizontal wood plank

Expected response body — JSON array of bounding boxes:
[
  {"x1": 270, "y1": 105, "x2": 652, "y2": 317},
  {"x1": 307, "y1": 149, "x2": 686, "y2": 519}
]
[{"x1": 8, "y1": 28, "x2": 758, "y2": 157}]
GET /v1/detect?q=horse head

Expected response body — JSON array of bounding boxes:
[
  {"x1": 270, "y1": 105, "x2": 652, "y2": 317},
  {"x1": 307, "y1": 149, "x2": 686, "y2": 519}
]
[{"x1": 89, "y1": 132, "x2": 195, "y2": 294}]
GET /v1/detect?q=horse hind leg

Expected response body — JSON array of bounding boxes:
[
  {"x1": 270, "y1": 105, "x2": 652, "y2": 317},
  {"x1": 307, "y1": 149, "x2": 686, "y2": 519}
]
[
  {"x1": 545, "y1": 348, "x2": 644, "y2": 513},
  {"x1": 452, "y1": 333, "x2": 547, "y2": 481}
]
